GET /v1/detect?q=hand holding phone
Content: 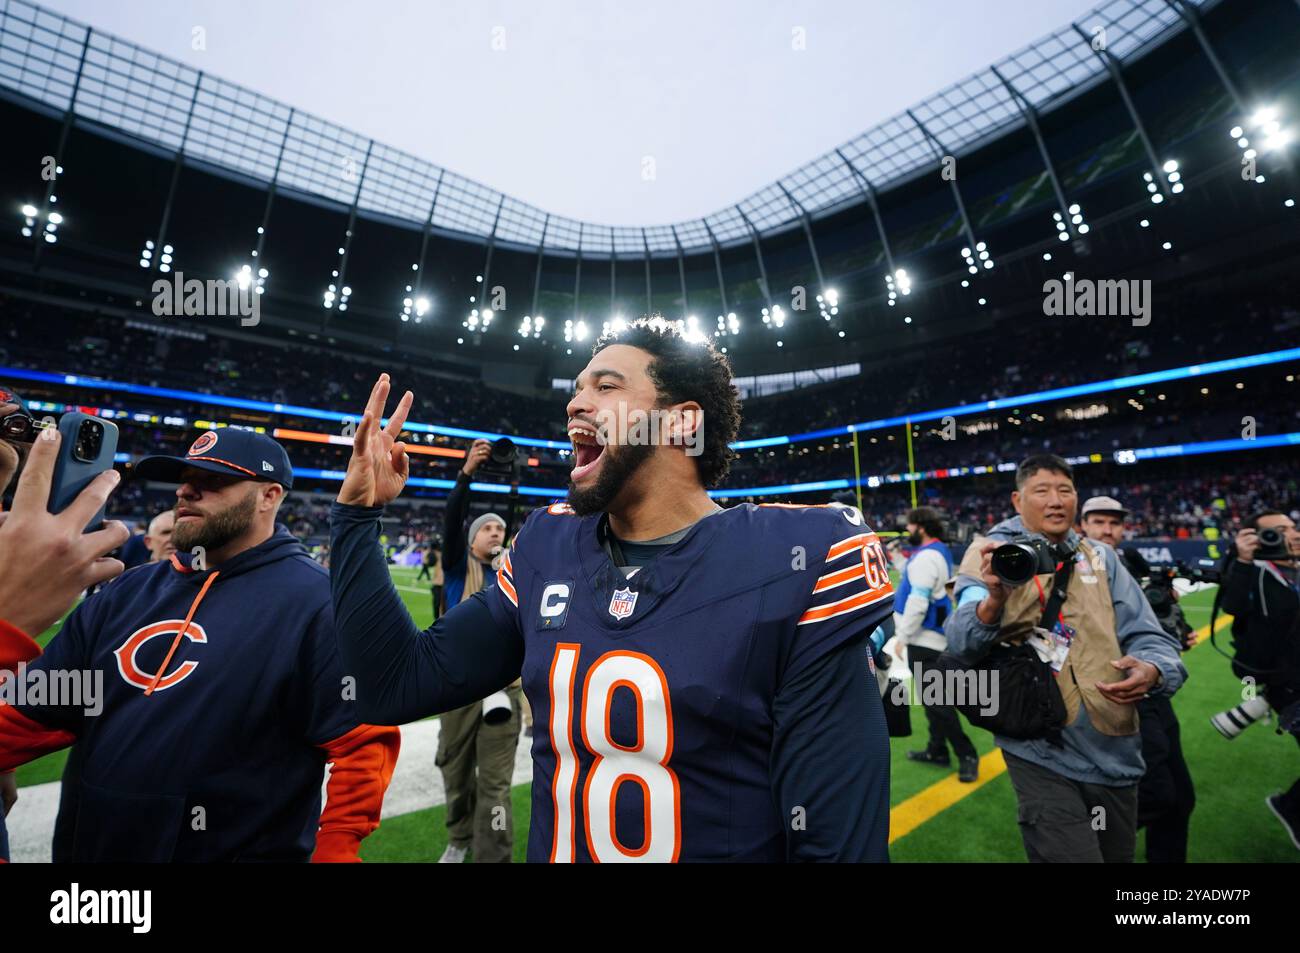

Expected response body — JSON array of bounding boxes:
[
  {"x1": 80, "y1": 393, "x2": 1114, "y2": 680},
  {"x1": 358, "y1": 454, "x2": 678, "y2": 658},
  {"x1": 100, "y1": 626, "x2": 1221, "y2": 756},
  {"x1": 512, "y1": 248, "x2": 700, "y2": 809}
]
[
  {"x1": 0, "y1": 425, "x2": 129, "y2": 636},
  {"x1": 47, "y1": 413, "x2": 119, "y2": 532}
]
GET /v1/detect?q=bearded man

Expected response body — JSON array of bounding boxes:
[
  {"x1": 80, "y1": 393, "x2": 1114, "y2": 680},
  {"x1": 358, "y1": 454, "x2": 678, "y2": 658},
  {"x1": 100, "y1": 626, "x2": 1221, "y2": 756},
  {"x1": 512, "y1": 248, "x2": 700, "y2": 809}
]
[{"x1": 0, "y1": 429, "x2": 399, "y2": 862}]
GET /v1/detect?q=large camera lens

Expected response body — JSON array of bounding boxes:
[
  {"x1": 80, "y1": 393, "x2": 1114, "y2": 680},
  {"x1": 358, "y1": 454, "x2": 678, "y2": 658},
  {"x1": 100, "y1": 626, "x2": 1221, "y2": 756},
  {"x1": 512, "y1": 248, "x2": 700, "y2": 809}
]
[
  {"x1": 1143, "y1": 584, "x2": 1173, "y2": 614},
  {"x1": 489, "y1": 437, "x2": 516, "y2": 466},
  {"x1": 1259, "y1": 527, "x2": 1284, "y2": 548},
  {"x1": 73, "y1": 419, "x2": 104, "y2": 462},
  {"x1": 991, "y1": 542, "x2": 1037, "y2": 586}
]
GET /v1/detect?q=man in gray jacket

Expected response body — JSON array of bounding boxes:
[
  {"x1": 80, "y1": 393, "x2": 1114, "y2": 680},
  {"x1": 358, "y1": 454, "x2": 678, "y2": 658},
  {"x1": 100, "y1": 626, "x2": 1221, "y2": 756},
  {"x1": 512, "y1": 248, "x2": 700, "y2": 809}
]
[{"x1": 945, "y1": 454, "x2": 1186, "y2": 862}]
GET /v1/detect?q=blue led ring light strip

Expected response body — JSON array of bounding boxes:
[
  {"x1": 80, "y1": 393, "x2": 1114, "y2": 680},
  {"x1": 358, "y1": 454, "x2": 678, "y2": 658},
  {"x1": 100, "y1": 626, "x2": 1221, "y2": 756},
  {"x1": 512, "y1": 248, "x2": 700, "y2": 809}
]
[
  {"x1": 5, "y1": 345, "x2": 1297, "y2": 454},
  {"x1": 283, "y1": 432, "x2": 1297, "y2": 500}
]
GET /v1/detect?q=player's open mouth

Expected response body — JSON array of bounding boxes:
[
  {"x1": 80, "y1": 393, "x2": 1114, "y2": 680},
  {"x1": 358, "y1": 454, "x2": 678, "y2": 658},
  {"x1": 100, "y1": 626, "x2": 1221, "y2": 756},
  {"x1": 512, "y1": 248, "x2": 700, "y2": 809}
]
[{"x1": 568, "y1": 424, "x2": 604, "y2": 481}]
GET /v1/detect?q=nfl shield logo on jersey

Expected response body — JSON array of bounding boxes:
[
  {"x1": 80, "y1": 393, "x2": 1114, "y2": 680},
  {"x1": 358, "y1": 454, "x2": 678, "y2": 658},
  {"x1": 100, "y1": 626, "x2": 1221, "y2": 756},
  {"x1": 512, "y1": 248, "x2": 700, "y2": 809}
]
[{"x1": 608, "y1": 586, "x2": 638, "y2": 620}]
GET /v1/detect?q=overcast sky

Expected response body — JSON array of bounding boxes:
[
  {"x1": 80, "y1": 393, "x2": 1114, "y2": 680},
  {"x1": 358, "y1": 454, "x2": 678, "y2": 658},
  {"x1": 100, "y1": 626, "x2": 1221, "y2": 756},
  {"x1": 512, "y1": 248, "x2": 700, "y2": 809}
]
[{"x1": 39, "y1": 0, "x2": 1093, "y2": 226}]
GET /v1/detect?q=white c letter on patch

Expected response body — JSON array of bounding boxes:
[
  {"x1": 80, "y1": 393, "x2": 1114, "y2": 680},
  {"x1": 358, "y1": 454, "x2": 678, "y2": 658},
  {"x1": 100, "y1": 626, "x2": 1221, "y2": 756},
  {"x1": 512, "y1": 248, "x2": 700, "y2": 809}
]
[{"x1": 541, "y1": 583, "x2": 570, "y2": 618}]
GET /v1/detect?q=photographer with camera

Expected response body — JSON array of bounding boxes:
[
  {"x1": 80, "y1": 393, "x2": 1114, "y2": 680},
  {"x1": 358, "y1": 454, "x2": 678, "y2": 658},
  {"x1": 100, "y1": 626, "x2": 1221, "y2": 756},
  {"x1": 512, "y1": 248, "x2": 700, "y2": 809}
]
[
  {"x1": 945, "y1": 454, "x2": 1185, "y2": 863},
  {"x1": 1217, "y1": 510, "x2": 1300, "y2": 849},
  {"x1": 1080, "y1": 496, "x2": 1196, "y2": 863},
  {"x1": 433, "y1": 438, "x2": 520, "y2": 864},
  {"x1": 891, "y1": 507, "x2": 979, "y2": 783}
]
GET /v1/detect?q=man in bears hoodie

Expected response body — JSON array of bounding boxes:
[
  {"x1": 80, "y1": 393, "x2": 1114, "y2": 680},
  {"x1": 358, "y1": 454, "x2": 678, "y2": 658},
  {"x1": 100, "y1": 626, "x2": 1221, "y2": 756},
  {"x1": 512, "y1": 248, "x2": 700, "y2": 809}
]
[{"x1": 0, "y1": 428, "x2": 400, "y2": 862}]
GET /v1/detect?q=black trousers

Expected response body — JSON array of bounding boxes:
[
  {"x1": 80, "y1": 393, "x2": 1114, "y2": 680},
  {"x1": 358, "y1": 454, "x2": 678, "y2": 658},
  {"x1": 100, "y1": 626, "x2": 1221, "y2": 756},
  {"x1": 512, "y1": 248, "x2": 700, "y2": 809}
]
[
  {"x1": 1003, "y1": 750, "x2": 1139, "y2": 863},
  {"x1": 909, "y1": 644, "x2": 977, "y2": 760},
  {"x1": 1135, "y1": 695, "x2": 1196, "y2": 863}
]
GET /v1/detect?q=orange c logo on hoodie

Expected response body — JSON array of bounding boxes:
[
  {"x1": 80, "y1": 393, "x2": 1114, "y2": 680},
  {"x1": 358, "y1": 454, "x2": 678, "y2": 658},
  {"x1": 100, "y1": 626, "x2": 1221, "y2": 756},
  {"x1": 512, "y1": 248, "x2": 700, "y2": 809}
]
[{"x1": 114, "y1": 620, "x2": 209, "y2": 692}]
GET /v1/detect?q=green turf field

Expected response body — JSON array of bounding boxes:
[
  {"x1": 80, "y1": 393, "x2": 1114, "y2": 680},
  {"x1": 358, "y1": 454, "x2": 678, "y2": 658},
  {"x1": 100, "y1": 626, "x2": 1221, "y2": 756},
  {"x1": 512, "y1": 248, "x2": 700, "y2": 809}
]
[{"x1": 15, "y1": 569, "x2": 1300, "y2": 862}]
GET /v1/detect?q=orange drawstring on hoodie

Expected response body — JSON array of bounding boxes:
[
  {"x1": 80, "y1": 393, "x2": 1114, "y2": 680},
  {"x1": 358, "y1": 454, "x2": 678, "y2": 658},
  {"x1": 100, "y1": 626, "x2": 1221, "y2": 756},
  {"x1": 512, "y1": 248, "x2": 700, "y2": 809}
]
[{"x1": 145, "y1": 570, "x2": 219, "y2": 696}]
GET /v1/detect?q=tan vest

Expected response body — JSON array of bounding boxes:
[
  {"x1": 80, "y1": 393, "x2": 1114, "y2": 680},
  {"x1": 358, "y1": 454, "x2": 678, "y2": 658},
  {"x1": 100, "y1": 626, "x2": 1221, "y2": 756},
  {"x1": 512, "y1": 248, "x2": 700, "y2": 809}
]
[{"x1": 958, "y1": 537, "x2": 1138, "y2": 737}]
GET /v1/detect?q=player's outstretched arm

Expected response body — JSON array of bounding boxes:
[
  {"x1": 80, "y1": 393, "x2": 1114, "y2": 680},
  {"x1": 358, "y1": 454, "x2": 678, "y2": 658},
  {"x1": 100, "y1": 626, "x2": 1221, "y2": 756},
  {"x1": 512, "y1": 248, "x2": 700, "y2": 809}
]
[{"x1": 329, "y1": 501, "x2": 523, "y2": 725}]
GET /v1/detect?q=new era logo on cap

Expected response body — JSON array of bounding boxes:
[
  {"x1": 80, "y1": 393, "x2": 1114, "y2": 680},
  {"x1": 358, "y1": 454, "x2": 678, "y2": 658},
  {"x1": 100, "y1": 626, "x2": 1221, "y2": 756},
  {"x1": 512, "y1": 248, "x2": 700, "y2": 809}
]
[{"x1": 262, "y1": 461, "x2": 274, "y2": 472}]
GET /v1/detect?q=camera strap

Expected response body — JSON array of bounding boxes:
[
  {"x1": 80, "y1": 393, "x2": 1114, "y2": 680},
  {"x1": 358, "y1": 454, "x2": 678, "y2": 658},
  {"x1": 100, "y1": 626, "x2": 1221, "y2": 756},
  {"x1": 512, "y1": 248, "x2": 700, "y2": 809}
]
[{"x1": 1036, "y1": 555, "x2": 1075, "y2": 630}]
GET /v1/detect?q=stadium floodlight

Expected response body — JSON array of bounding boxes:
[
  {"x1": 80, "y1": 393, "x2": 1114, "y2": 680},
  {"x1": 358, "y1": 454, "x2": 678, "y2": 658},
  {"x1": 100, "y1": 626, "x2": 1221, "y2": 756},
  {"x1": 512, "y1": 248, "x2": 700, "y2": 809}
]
[
  {"x1": 1251, "y1": 106, "x2": 1278, "y2": 128},
  {"x1": 816, "y1": 288, "x2": 839, "y2": 322},
  {"x1": 884, "y1": 268, "x2": 911, "y2": 305},
  {"x1": 21, "y1": 204, "x2": 36, "y2": 217},
  {"x1": 575, "y1": 320, "x2": 589, "y2": 342}
]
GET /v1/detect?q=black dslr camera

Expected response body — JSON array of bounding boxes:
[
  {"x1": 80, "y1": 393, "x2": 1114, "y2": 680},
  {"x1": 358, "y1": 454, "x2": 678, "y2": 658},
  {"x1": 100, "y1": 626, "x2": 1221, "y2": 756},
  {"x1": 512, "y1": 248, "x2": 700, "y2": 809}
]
[
  {"x1": 1143, "y1": 559, "x2": 1220, "y2": 648},
  {"x1": 1254, "y1": 526, "x2": 1292, "y2": 562},
  {"x1": 476, "y1": 436, "x2": 520, "y2": 480},
  {"x1": 1143, "y1": 559, "x2": 1220, "y2": 615},
  {"x1": 990, "y1": 535, "x2": 1074, "y2": 586}
]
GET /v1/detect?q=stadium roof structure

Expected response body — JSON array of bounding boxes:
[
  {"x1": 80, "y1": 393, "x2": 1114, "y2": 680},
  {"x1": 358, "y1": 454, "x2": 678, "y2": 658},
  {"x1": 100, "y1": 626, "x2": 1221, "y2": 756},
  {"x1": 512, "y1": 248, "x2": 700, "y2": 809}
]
[{"x1": 0, "y1": 0, "x2": 1211, "y2": 256}]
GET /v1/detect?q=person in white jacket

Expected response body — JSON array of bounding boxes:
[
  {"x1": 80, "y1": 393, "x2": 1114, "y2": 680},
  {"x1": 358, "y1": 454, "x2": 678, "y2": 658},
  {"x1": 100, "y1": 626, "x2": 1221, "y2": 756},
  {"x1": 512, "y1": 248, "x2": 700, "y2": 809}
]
[{"x1": 891, "y1": 507, "x2": 979, "y2": 782}]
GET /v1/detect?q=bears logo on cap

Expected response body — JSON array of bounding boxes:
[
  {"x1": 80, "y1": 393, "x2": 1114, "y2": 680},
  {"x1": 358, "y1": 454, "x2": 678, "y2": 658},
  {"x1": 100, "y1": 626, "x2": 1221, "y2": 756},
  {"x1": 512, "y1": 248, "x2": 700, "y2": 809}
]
[
  {"x1": 0, "y1": 388, "x2": 13, "y2": 404},
  {"x1": 188, "y1": 431, "x2": 219, "y2": 456}
]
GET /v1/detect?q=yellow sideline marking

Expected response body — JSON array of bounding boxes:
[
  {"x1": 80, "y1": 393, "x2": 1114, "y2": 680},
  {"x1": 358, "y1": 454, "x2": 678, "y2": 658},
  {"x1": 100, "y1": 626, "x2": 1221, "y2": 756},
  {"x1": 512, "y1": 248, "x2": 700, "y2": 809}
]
[
  {"x1": 889, "y1": 748, "x2": 1007, "y2": 843},
  {"x1": 888, "y1": 611, "x2": 1231, "y2": 844}
]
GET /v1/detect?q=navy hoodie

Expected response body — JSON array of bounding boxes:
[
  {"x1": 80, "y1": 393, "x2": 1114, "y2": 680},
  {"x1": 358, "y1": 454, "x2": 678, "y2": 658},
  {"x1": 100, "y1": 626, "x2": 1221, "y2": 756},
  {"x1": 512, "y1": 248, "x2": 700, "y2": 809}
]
[{"x1": 17, "y1": 526, "x2": 362, "y2": 862}]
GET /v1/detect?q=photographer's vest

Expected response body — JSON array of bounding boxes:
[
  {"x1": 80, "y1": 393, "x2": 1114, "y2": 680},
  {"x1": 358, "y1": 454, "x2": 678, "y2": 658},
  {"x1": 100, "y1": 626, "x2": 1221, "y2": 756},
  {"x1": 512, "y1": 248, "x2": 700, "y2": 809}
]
[{"x1": 959, "y1": 537, "x2": 1138, "y2": 737}]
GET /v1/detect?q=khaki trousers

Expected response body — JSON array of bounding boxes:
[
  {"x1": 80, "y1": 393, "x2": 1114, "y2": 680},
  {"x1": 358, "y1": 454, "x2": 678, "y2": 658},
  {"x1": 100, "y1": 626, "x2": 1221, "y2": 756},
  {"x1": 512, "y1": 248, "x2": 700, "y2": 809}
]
[{"x1": 435, "y1": 685, "x2": 521, "y2": 863}]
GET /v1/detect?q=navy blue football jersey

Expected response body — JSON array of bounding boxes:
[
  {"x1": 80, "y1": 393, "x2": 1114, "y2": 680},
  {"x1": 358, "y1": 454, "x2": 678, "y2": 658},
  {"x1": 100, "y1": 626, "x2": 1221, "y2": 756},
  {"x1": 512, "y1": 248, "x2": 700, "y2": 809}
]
[{"x1": 483, "y1": 501, "x2": 894, "y2": 862}]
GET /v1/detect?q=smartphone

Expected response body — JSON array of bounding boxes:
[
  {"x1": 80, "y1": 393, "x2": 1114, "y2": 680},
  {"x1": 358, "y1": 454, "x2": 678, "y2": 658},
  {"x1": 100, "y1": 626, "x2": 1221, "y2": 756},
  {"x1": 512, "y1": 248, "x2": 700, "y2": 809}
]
[{"x1": 47, "y1": 412, "x2": 119, "y2": 532}]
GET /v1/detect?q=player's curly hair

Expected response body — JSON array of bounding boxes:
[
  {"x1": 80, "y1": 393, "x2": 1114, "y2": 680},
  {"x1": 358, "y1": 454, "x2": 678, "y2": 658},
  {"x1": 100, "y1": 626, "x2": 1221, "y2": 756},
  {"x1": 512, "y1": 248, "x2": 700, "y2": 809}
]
[{"x1": 593, "y1": 318, "x2": 740, "y2": 488}]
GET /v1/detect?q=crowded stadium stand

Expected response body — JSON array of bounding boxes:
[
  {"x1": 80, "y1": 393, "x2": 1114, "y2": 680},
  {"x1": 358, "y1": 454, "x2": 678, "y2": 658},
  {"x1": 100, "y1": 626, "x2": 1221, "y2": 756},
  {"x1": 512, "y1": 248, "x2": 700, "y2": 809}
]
[{"x1": 2, "y1": 0, "x2": 1297, "y2": 560}]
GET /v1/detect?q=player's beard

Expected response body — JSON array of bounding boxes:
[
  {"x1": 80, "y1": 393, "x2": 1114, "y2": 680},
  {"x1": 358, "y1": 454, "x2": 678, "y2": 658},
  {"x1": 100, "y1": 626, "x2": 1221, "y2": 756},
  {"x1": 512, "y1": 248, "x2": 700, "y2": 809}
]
[
  {"x1": 172, "y1": 489, "x2": 258, "y2": 555},
  {"x1": 567, "y1": 441, "x2": 656, "y2": 517}
]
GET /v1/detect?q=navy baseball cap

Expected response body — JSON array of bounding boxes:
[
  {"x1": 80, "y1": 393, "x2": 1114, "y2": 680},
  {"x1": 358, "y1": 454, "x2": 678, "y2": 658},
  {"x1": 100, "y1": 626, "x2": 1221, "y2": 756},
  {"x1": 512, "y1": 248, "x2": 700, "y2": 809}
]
[{"x1": 135, "y1": 429, "x2": 294, "y2": 488}]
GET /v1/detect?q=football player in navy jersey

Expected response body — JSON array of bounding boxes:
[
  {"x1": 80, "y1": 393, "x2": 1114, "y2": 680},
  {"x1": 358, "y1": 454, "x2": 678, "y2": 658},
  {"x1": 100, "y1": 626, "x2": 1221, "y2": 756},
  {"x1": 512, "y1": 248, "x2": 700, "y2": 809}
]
[{"x1": 330, "y1": 318, "x2": 895, "y2": 861}]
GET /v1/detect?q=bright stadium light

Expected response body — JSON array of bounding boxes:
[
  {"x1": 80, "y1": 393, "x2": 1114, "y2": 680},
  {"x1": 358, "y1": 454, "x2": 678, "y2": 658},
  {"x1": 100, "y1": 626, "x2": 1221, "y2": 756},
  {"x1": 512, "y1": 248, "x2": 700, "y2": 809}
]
[
  {"x1": 816, "y1": 288, "x2": 839, "y2": 321},
  {"x1": 885, "y1": 268, "x2": 911, "y2": 305},
  {"x1": 575, "y1": 319, "x2": 589, "y2": 341},
  {"x1": 21, "y1": 204, "x2": 36, "y2": 217}
]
